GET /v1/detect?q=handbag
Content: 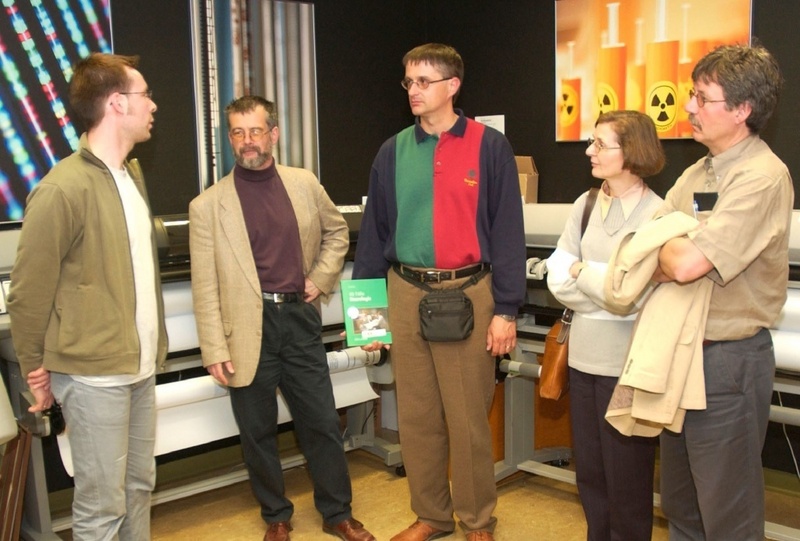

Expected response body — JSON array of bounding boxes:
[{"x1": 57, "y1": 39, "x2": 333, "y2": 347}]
[
  {"x1": 539, "y1": 187, "x2": 599, "y2": 400},
  {"x1": 539, "y1": 308, "x2": 573, "y2": 400}
]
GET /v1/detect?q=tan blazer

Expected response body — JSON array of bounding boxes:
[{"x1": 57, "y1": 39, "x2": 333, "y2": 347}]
[{"x1": 189, "y1": 164, "x2": 349, "y2": 387}]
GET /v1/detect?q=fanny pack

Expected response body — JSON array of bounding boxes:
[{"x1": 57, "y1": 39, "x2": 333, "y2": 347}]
[{"x1": 395, "y1": 265, "x2": 490, "y2": 342}]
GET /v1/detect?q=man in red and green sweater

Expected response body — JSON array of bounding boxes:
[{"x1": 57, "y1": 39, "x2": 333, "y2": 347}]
[{"x1": 353, "y1": 43, "x2": 526, "y2": 541}]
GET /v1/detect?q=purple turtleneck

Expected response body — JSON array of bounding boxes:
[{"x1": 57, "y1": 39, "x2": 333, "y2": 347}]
[{"x1": 233, "y1": 162, "x2": 304, "y2": 294}]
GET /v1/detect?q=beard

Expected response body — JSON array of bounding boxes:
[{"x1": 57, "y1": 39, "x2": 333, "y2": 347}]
[{"x1": 234, "y1": 146, "x2": 271, "y2": 170}]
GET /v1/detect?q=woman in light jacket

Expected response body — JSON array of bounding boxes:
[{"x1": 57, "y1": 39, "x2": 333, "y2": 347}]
[{"x1": 547, "y1": 110, "x2": 665, "y2": 541}]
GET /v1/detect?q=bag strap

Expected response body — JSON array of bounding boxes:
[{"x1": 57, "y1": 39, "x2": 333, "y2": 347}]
[
  {"x1": 458, "y1": 265, "x2": 490, "y2": 290},
  {"x1": 580, "y1": 187, "x2": 599, "y2": 237},
  {"x1": 562, "y1": 187, "x2": 599, "y2": 325}
]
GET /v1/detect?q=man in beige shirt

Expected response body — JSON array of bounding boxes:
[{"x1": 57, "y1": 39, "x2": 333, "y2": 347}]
[{"x1": 654, "y1": 44, "x2": 793, "y2": 540}]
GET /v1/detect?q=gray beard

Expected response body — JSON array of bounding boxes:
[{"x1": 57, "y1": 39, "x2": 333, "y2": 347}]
[{"x1": 235, "y1": 150, "x2": 270, "y2": 170}]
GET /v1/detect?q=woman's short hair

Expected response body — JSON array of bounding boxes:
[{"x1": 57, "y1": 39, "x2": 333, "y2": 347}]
[{"x1": 596, "y1": 110, "x2": 666, "y2": 178}]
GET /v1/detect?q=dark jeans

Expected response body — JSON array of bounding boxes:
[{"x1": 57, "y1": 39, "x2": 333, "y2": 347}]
[
  {"x1": 229, "y1": 301, "x2": 352, "y2": 525},
  {"x1": 570, "y1": 368, "x2": 657, "y2": 541}
]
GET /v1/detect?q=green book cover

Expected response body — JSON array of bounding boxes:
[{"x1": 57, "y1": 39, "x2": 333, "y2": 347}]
[{"x1": 340, "y1": 278, "x2": 392, "y2": 347}]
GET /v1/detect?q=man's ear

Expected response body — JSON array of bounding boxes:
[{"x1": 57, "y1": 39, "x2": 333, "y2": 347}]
[
  {"x1": 110, "y1": 92, "x2": 127, "y2": 114},
  {"x1": 735, "y1": 100, "x2": 752, "y2": 125},
  {"x1": 448, "y1": 77, "x2": 461, "y2": 98}
]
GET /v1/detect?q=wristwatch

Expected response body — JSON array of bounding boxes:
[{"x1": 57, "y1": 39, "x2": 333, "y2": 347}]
[{"x1": 497, "y1": 314, "x2": 516, "y2": 322}]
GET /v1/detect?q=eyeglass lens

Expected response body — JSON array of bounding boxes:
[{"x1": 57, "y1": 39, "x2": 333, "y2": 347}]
[{"x1": 230, "y1": 128, "x2": 267, "y2": 141}]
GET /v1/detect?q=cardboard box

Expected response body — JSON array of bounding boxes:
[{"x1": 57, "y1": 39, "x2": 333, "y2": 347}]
[{"x1": 515, "y1": 156, "x2": 539, "y2": 204}]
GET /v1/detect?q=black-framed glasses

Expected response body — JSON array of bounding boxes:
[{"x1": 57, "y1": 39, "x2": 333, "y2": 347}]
[
  {"x1": 229, "y1": 127, "x2": 270, "y2": 141},
  {"x1": 400, "y1": 77, "x2": 453, "y2": 90},
  {"x1": 587, "y1": 137, "x2": 621, "y2": 152},
  {"x1": 688, "y1": 88, "x2": 726, "y2": 108},
  {"x1": 120, "y1": 90, "x2": 153, "y2": 99}
]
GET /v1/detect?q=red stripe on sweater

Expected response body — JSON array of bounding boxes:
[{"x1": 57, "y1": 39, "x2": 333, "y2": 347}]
[{"x1": 432, "y1": 119, "x2": 484, "y2": 268}]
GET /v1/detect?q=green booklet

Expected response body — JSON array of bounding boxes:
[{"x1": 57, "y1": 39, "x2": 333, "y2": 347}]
[{"x1": 340, "y1": 278, "x2": 392, "y2": 347}]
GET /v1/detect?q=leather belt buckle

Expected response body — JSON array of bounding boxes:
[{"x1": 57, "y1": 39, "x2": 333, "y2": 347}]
[
  {"x1": 423, "y1": 270, "x2": 446, "y2": 283},
  {"x1": 262, "y1": 292, "x2": 282, "y2": 303},
  {"x1": 262, "y1": 292, "x2": 299, "y2": 303}
]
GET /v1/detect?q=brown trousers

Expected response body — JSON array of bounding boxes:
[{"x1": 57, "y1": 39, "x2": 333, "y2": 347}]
[{"x1": 388, "y1": 267, "x2": 498, "y2": 534}]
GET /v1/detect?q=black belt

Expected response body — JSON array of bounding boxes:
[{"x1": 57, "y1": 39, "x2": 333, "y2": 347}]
[
  {"x1": 393, "y1": 263, "x2": 489, "y2": 284},
  {"x1": 262, "y1": 292, "x2": 301, "y2": 303}
]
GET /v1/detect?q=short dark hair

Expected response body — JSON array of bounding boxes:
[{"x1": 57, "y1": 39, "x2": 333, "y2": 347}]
[
  {"x1": 692, "y1": 43, "x2": 783, "y2": 134},
  {"x1": 596, "y1": 110, "x2": 665, "y2": 178},
  {"x1": 225, "y1": 96, "x2": 278, "y2": 129},
  {"x1": 69, "y1": 53, "x2": 140, "y2": 130},
  {"x1": 403, "y1": 43, "x2": 464, "y2": 101}
]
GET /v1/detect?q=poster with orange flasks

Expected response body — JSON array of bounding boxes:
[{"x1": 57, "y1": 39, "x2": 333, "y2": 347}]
[{"x1": 556, "y1": 0, "x2": 751, "y2": 141}]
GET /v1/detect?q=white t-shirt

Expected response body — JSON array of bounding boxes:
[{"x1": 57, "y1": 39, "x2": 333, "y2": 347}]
[{"x1": 73, "y1": 164, "x2": 158, "y2": 386}]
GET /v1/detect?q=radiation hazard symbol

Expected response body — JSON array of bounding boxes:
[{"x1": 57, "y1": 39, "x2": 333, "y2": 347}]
[
  {"x1": 647, "y1": 81, "x2": 678, "y2": 132},
  {"x1": 559, "y1": 83, "x2": 579, "y2": 127},
  {"x1": 595, "y1": 82, "x2": 619, "y2": 118}
]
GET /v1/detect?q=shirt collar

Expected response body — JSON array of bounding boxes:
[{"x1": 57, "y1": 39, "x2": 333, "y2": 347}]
[
  {"x1": 705, "y1": 134, "x2": 760, "y2": 188},
  {"x1": 414, "y1": 108, "x2": 467, "y2": 143},
  {"x1": 598, "y1": 179, "x2": 647, "y2": 220}
]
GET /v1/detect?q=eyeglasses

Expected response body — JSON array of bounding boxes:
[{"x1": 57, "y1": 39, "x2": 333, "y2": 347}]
[
  {"x1": 120, "y1": 90, "x2": 153, "y2": 99},
  {"x1": 229, "y1": 127, "x2": 271, "y2": 141},
  {"x1": 688, "y1": 88, "x2": 726, "y2": 108},
  {"x1": 587, "y1": 137, "x2": 620, "y2": 152},
  {"x1": 400, "y1": 77, "x2": 453, "y2": 90}
]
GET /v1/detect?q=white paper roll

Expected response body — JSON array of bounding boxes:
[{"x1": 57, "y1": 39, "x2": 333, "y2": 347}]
[
  {"x1": 57, "y1": 353, "x2": 380, "y2": 476},
  {"x1": 769, "y1": 329, "x2": 800, "y2": 374},
  {"x1": 162, "y1": 281, "x2": 194, "y2": 317},
  {"x1": 772, "y1": 288, "x2": 800, "y2": 334}
]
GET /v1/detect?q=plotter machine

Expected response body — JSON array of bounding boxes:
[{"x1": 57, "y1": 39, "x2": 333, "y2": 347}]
[
  {"x1": 0, "y1": 210, "x2": 400, "y2": 540},
  {"x1": 494, "y1": 204, "x2": 800, "y2": 541},
  {"x1": 3, "y1": 205, "x2": 800, "y2": 539}
]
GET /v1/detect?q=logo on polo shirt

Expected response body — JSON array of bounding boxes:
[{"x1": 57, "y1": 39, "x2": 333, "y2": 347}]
[{"x1": 464, "y1": 169, "x2": 478, "y2": 187}]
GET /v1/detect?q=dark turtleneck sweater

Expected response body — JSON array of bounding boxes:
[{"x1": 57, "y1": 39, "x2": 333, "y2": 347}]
[{"x1": 233, "y1": 162, "x2": 305, "y2": 294}]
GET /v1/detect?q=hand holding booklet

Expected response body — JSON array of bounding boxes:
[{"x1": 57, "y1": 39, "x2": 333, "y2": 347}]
[{"x1": 340, "y1": 278, "x2": 392, "y2": 347}]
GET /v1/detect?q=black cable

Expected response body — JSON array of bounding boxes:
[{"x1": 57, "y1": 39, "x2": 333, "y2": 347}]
[{"x1": 776, "y1": 391, "x2": 800, "y2": 480}]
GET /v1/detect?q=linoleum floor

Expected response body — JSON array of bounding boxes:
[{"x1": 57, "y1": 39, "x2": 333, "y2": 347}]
[{"x1": 55, "y1": 447, "x2": 800, "y2": 540}]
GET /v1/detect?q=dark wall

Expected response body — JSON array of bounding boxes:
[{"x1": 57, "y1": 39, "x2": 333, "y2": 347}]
[
  {"x1": 314, "y1": 3, "x2": 426, "y2": 204},
  {"x1": 112, "y1": 0, "x2": 208, "y2": 217},
  {"x1": 315, "y1": 0, "x2": 800, "y2": 207}
]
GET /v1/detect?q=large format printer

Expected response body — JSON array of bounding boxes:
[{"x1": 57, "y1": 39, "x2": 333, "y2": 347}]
[
  {"x1": 3, "y1": 205, "x2": 800, "y2": 539},
  {"x1": 0, "y1": 209, "x2": 399, "y2": 540}
]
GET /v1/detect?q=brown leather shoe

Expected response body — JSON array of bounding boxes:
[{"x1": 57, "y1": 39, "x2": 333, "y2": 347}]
[
  {"x1": 390, "y1": 520, "x2": 453, "y2": 541},
  {"x1": 322, "y1": 517, "x2": 376, "y2": 541},
  {"x1": 264, "y1": 521, "x2": 292, "y2": 541},
  {"x1": 466, "y1": 532, "x2": 495, "y2": 541}
]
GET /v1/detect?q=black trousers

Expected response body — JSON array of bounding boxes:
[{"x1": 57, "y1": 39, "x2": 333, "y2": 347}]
[
  {"x1": 569, "y1": 367, "x2": 657, "y2": 541},
  {"x1": 229, "y1": 301, "x2": 352, "y2": 524}
]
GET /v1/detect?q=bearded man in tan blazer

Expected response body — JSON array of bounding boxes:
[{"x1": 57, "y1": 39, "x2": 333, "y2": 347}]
[{"x1": 189, "y1": 96, "x2": 375, "y2": 541}]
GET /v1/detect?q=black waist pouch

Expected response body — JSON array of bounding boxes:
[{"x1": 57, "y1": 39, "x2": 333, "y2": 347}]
[
  {"x1": 395, "y1": 264, "x2": 490, "y2": 343},
  {"x1": 419, "y1": 288, "x2": 474, "y2": 342}
]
